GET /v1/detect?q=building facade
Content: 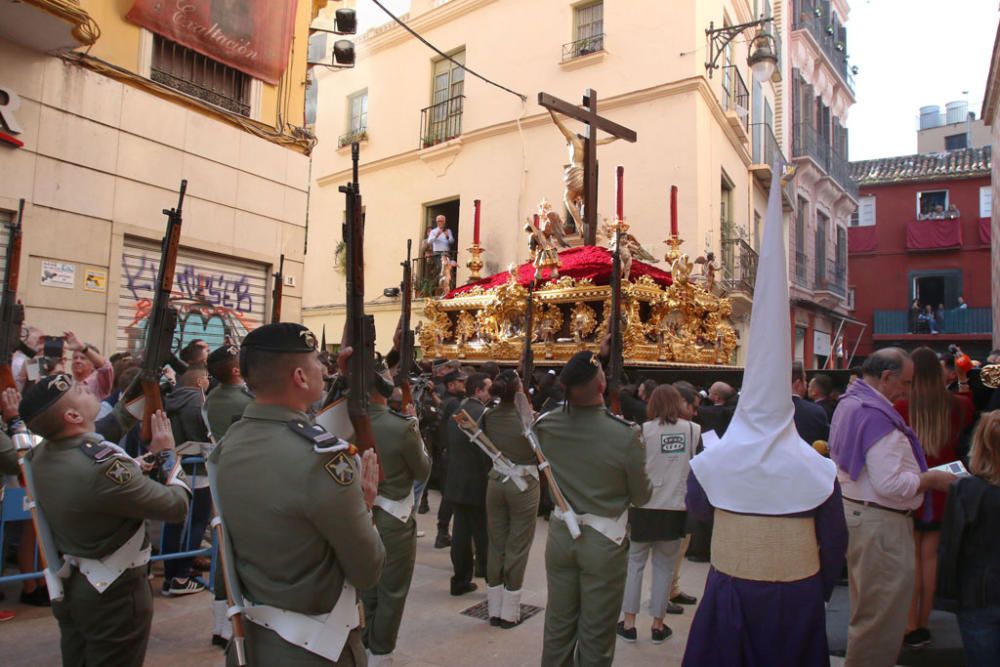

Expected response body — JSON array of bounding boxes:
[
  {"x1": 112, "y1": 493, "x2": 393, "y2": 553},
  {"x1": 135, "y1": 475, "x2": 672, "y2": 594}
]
[
  {"x1": 982, "y1": 23, "x2": 1000, "y2": 351},
  {"x1": 785, "y1": 0, "x2": 859, "y2": 369},
  {"x1": 847, "y1": 148, "x2": 993, "y2": 360},
  {"x1": 0, "y1": 0, "x2": 322, "y2": 354},
  {"x1": 304, "y1": 0, "x2": 856, "y2": 364}
]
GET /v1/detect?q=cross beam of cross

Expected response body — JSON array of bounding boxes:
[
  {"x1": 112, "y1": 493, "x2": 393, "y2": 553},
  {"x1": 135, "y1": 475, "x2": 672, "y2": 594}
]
[{"x1": 538, "y1": 89, "x2": 637, "y2": 246}]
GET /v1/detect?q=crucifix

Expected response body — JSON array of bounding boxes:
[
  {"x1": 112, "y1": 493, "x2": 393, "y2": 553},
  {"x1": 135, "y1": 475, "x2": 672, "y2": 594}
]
[{"x1": 538, "y1": 89, "x2": 638, "y2": 246}]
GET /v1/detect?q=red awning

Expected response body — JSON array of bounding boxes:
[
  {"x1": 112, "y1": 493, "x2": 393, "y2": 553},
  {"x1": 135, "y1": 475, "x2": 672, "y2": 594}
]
[
  {"x1": 847, "y1": 226, "x2": 877, "y2": 253},
  {"x1": 446, "y1": 245, "x2": 672, "y2": 298},
  {"x1": 978, "y1": 217, "x2": 992, "y2": 245},
  {"x1": 905, "y1": 218, "x2": 962, "y2": 251}
]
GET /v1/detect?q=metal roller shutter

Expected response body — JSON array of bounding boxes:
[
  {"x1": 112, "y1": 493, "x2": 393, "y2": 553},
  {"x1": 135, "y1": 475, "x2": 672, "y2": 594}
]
[{"x1": 118, "y1": 237, "x2": 268, "y2": 354}]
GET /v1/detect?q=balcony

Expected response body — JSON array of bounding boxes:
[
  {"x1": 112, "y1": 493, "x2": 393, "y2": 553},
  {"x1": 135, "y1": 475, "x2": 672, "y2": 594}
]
[
  {"x1": 749, "y1": 122, "x2": 783, "y2": 182},
  {"x1": 420, "y1": 95, "x2": 465, "y2": 149},
  {"x1": 791, "y1": 1, "x2": 854, "y2": 93},
  {"x1": 720, "y1": 237, "x2": 758, "y2": 295},
  {"x1": 905, "y1": 217, "x2": 962, "y2": 251},
  {"x1": 873, "y1": 308, "x2": 993, "y2": 336},
  {"x1": 411, "y1": 251, "x2": 458, "y2": 299},
  {"x1": 792, "y1": 122, "x2": 858, "y2": 199},
  {"x1": 720, "y1": 65, "x2": 749, "y2": 134},
  {"x1": 338, "y1": 127, "x2": 368, "y2": 149},
  {"x1": 0, "y1": 0, "x2": 99, "y2": 53},
  {"x1": 793, "y1": 250, "x2": 810, "y2": 288},
  {"x1": 562, "y1": 33, "x2": 605, "y2": 62},
  {"x1": 815, "y1": 259, "x2": 846, "y2": 297}
]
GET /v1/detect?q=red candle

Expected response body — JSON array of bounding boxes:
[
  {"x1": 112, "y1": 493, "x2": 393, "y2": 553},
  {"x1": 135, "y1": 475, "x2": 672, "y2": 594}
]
[
  {"x1": 473, "y1": 199, "x2": 481, "y2": 245},
  {"x1": 670, "y1": 186, "x2": 678, "y2": 237},
  {"x1": 533, "y1": 213, "x2": 540, "y2": 228},
  {"x1": 616, "y1": 166, "x2": 624, "y2": 222}
]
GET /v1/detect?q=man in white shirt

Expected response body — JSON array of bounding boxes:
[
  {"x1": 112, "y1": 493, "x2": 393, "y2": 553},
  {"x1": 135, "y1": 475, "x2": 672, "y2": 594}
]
[
  {"x1": 426, "y1": 215, "x2": 453, "y2": 254},
  {"x1": 829, "y1": 348, "x2": 955, "y2": 667}
]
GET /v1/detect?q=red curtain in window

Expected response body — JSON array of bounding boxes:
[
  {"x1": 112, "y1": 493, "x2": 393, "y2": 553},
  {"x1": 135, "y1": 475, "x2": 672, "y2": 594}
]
[
  {"x1": 126, "y1": 0, "x2": 299, "y2": 85},
  {"x1": 847, "y1": 226, "x2": 877, "y2": 253},
  {"x1": 905, "y1": 219, "x2": 962, "y2": 250},
  {"x1": 979, "y1": 217, "x2": 992, "y2": 245}
]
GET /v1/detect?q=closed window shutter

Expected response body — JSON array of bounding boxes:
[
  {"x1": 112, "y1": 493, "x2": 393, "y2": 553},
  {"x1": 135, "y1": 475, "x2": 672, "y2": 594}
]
[{"x1": 980, "y1": 186, "x2": 992, "y2": 218}]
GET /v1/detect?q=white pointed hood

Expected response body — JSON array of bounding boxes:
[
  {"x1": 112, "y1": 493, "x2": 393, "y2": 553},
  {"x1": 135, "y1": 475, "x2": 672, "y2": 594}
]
[{"x1": 689, "y1": 164, "x2": 837, "y2": 515}]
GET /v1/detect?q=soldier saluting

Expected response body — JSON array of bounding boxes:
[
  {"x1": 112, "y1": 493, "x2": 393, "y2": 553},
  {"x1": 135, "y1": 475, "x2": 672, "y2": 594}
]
[
  {"x1": 535, "y1": 351, "x2": 651, "y2": 666},
  {"x1": 18, "y1": 374, "x2": 190, "y2": 666},
  {"x1": 209, "y1": 323, "x2": 384, "y2": 665}
]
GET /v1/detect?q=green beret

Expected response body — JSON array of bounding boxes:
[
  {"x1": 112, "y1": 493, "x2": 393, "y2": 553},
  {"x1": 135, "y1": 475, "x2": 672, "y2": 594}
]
[
  {"x1": 19, "y1": 373, "x2": 74, "y2": 425},
  {"x1": 207, "y1": 344, "x2": 239, "y2": 366},
  {"x1": 559, "y1": 351, "x2": 601, "y2": 387}
]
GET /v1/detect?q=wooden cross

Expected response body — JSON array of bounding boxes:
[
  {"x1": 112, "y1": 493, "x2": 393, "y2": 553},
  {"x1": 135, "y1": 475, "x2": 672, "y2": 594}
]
[{"x1": 538, "y1": 89, "x2": 637, "y2": 246}]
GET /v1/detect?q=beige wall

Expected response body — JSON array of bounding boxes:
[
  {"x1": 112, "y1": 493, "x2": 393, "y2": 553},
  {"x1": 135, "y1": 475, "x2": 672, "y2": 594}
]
[
  {"x1": 304, "y1": 0, "x2": 778, "y2": 360},
  {"x1": 917, "y1": 119, "x2": 991, "y2": 153},
  {"x1": 0, "y1": 38, "x2": 307, "y2": 352}
]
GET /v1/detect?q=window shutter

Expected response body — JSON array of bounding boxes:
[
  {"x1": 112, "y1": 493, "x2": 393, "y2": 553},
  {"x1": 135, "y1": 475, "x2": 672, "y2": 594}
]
[{"x1": 980, "y1": 186, "x2": 992, "y2": 218}]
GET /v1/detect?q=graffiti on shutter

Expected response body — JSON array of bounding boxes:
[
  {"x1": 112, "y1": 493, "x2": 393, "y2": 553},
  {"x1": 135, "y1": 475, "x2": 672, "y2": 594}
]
[{"x1": 118, "y1": 238, "x2": 268, "y2": 354}]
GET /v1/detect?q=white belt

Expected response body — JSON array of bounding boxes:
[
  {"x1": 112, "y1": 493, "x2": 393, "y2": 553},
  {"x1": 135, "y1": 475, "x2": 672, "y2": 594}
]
[
  {"x1": 243, "y1": 581, "x2": 359, "y2": 662},
  {"x1": 552, "y1": 508, "x2": 628, "y2": 545},
  {"x1": 374, "y1": 494, "x2": 413, "y2": 523},
  {"x1": 62, "y1": 524, "x2": 150, "y2": 594},
  {"x1": 494, "y1": 462, "x2": 539, "y2": 482}
]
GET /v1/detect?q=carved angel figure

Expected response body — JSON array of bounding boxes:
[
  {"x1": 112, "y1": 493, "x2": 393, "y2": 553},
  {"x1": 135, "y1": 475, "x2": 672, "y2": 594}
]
[
  {"x1": 524, "y1": 210, "x2": 568, "y2": 280},
  {"x1": 694, "y1": 251, "x2": 721, "y2": 293},
  {"x1": 598, "y1": 218, "x2": 659, "y2": 282},
  {"x1": 670, "y1": 253, "x2": 695, "y2": 285}
]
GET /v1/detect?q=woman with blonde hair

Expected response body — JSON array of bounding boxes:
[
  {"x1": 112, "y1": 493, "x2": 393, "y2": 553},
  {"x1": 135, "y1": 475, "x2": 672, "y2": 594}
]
[
  {"x1": 893, "y1": 346, "x2": 974, "y2": 647},
  {"x1": 617, "y1": 384, "x2": 700, "y2": 644},
  {"x1": 937, "y1": 411, "x2": 1000, "y2": 665}
]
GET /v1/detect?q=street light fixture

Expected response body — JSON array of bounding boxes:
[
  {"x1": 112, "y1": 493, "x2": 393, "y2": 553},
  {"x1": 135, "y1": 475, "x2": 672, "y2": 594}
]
[
  {"x1": 308, "y1": 7, "x2": 358, "y2": 69},
  {"x1": 705, "y1": 17, "x2": 777, "y2": 82}
]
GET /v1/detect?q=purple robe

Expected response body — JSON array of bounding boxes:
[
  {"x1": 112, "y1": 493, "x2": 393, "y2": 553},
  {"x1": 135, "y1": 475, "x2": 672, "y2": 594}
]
[{"x1": 681, "y1": 473, "x2": 848, "y2": 667}]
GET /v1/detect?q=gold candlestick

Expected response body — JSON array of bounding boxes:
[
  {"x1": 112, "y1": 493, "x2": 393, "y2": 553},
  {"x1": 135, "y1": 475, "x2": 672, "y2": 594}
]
[
  {"x1": 466, "y1": 244, "x2": 485, "y2": 280},
  {"x1": 664, "y1": 234, "x2": 684, "y2": 263}
]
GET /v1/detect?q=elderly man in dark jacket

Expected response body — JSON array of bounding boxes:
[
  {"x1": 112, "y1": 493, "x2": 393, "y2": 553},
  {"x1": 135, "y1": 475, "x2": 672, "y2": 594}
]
[{"x1": 444, "y1": 373, "x2": 493, "y2": 596}]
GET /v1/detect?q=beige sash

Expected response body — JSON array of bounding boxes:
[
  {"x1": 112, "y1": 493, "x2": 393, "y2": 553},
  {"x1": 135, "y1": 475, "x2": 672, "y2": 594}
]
[{"x1": 710, "y1": 509, "x2": 820, "y2": 582}]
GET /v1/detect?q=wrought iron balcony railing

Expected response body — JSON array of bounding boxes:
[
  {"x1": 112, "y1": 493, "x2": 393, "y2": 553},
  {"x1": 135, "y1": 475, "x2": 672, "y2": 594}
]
[
  {"x1": 420, "y1": 95, "x2": 465, "y2": 149},
  {"x1": 793, "y1": 250, "x2": 810, "y2": 288},
  {"x1": 338, "y1": 127, "x2": 367, "y2": 148},
  {"x1": 720, "y1": 236, "x2": 758, "y2": 295},
  {"x1": 750, "y1": 122, "x2": 784, "y2": 167},
  {"x1": 874, "y1": 308, "x2": 993, "y2": 335},
  {"x1": 815, "y1": 259, "x2": 846, "y2": 296},
  {"x1": 720, "y1": 65, "x2": 749, "y2": 132},
  {"x1": 791, "y1": 0, "x2": 854, "y2": 93},
  {"x1": 411, "y1": 251, "x2": 458, "y2": 299},
  {"x1": 791, "y1": 122, "x2": 858, "y2": 199},
  {"x1": 562, "y1": 33, "x2": 605, "y2": 61}
]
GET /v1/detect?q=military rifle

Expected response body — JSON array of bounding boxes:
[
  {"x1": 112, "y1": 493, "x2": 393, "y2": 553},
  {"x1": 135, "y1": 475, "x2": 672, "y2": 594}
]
[
  {"x1": 396, "y1": 239, "x2": 415, "y2": 410},
  {"x1": 520, "y1": 278, "x2": 535, "y2": 392},
  {"x1": 270, "y1": 254, "x2": 284, "y2": 324},
  {"x1": 0, "y1": 199, "x2": 25, "y2": 391},
  {"x1": 606, "y1": 211, "x2": 624, "y2": 416},
  {"x1": 340, "y1": 144, "x2": 379, "y2": 469},
  {"x1": 139, "y1": 180, "x2": 187, "y2": 442}
]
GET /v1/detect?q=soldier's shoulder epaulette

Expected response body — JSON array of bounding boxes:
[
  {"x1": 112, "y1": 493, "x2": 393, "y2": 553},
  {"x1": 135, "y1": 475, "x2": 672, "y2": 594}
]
[
  {"x1": 533, "y1": 405, "x2": 562, "y2": 426},
  {"x1": 78, "y1": 435, "x2": 120, "y2": 464},
  {"x1": 604, "y1": 409, "x2": 638, "y2": 428},
  {"x1": 286, "y1": 419, "x2": 341, "y2": 451}
]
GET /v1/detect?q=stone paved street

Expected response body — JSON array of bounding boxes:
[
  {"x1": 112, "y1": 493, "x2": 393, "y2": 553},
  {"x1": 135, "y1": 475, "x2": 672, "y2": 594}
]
[{"x1": 2, "y1": 491, "x2": 710, "y2": 666}]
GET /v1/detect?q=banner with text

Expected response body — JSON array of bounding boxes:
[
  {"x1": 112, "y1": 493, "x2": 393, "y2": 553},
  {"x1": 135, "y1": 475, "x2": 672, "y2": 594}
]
[{"x1": 126, "y1": 0, "x2": 299, "y2": 85}]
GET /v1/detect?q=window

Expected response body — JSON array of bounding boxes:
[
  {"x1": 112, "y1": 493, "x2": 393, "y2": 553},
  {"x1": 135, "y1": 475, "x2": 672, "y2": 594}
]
[
  {"x1": 944, "y1": 133, "x2": 968, "y2": 151},
  {"x1": 980, "y1": 186, "x2": 992, "y2": 218},
  {"x1": 815, "y1": 210, "x2": 828, "y2": 285},
  {"x1": 574, "y1": 1, "x2": 604, "y2": 53},
  {"x1": 917, "y1": 190, "x2": 948, "y2": 219},
  {"x1": 151, "y1": 35, "x2": 251, "y2": 117},
  {"x1": 852, "y1": 195, "x2": 875, "y2": 227},
  {"x1": 422, "y1": 50, "x2": 465, "y2": 146},
  {"x1": 794, "y1": 197, "x2": 808, "y2": 285},
  {"x1": 339, "y1": 90, "x2": 368, "y2": 147},
  {"x1": 720, "y1": 174, "x2": 735, "y2": 278},
  {"x1": 753, "y1": 210, "x2": 761, "y2": 251}
]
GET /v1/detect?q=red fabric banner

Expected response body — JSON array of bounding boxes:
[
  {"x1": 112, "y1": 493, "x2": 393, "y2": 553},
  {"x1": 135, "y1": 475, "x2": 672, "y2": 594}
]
[
  {"x1": 905, "y1": 218, "x2": 962, "y2": 251},
  {"x1": 847, "y1": 226, "x2": 877, "y2": 253},
  {"x1": 978, "y1": 217, "x2": 992, "y2": 245},
  {"x1": 126, "y1": 0, "x2": 298, "y2": 85}
]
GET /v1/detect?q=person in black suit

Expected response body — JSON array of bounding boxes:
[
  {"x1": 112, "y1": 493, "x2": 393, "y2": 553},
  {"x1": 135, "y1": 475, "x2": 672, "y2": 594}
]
[
  {"x1": 792, "y1": 362, "x2": 829, "y2": 445},
  {"x1": 807, "y1": 373, "x2": 837, "y2": 421},
  {"x1": 444, "y1": 373, "x2": 493, "y2": 595},
  {"x1": 695, "y1": 381, "x2": 737, "y2": 437}
]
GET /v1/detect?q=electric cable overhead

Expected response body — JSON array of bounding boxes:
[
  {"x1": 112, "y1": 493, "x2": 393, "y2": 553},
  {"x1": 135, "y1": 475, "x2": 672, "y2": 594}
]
[{"x1": 369, "y1": 0, "x2": 528, "y2": 102}]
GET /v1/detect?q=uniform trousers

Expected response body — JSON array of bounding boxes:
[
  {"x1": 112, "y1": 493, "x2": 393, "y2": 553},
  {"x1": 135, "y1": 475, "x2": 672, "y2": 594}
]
[
  {"x1": 485, "y1": 475, "x2": 540, "y2": 590},
  {"x1": 51, "y1": 565, "x2": 152, "y2": 667},
  {"x1": 230, "y1": 623, "x2": 365, "y2": 666},
  {"x1": 450, "y1": 502, "x2": 487, "y2": 589},
  {"x1": 622, "y1": 538, "x2": 682, "y2": 618},
  {"x1": 362, "y1": 509, "x2": 418, "y2": 656},
  {"x1": 542, "y1": 519, "x2": 629, "y2": 667},
  {"x1": 844, "y1": 501, "x2": 914, "y2": 667}
]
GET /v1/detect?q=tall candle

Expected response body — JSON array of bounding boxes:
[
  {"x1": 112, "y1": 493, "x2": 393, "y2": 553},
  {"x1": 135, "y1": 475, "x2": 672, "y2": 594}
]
[
  {"x1": 670, "y1": 186, "x2": 678, "y2": 237},
  {"x1": 616, "y1": 166, "x2": 624, "y2": 222},
  {"x1": 533, "y1": 213, "x2": 540, "y2": 228},
  {"x1": 473, "y1": 199, "x2": 481, "y2": 245}
]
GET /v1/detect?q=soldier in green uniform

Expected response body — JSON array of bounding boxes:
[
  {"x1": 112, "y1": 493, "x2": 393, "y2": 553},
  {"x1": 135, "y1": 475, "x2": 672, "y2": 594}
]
[
  {"x1": 210, "y1": 323, "x2": 385, "y2": 666},
  {"x1": 18, "y1": 374, "x2": 191, "y2": 667},
  {"x1": 362, "y1": 361, "x2": 431, "y2": 666},
  {"x1": 481, "y1": 370, "x2": 540, "y2": 628},
  {"x1": 535, "y1": 351, "x2": 651, "y2": 666},
  {"x1": 204, "y1": 343, "x2": 254, "y2": 648}
]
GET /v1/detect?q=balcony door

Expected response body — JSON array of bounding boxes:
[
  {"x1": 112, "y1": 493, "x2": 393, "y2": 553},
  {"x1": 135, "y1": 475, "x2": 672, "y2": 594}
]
[{"x1": 429, "y1": 50, "x2": 465, "y2": 142}]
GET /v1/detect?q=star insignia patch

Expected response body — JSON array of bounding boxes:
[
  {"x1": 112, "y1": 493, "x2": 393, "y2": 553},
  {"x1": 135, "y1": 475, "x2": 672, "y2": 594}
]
[
  {"x1": 105, "y1": 459, "x2": 133, "y2": 486},
  {"x1": 324, "y1": 451, "x2": 355, "y2": 486}
]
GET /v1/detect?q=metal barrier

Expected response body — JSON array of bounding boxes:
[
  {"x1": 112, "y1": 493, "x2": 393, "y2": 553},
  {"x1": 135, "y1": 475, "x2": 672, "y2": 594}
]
[{"x1": 0, "y1": 456, "x2": 216, "y2": 593}]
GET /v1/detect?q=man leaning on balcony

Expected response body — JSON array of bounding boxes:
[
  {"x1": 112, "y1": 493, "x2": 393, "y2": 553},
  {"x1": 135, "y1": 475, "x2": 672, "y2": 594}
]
[{"x1": 425, "y1": 215, "x2": 454, "y2": 280}]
